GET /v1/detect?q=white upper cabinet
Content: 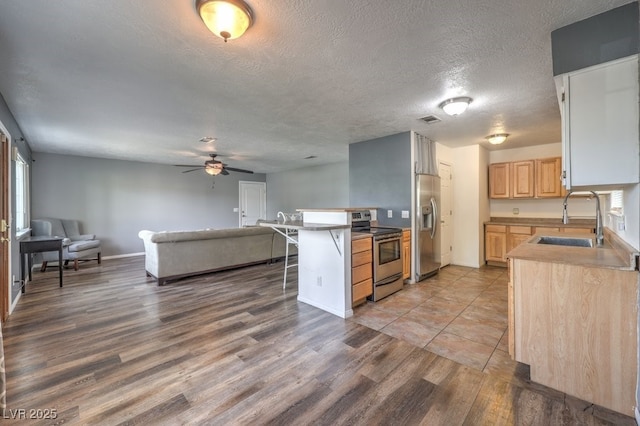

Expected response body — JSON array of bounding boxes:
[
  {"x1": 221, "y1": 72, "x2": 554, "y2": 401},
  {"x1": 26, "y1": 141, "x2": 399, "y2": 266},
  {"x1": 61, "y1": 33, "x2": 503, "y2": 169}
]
[{"x1": 555, "y1": 55, "x2": 639, "y2": 190}]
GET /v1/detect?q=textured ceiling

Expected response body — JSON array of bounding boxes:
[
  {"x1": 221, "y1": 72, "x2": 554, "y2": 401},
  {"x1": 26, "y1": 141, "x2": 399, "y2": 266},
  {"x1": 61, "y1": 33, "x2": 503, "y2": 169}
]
[{"x1": 0, "y1": 0, "x2": 633, "y2": 173}]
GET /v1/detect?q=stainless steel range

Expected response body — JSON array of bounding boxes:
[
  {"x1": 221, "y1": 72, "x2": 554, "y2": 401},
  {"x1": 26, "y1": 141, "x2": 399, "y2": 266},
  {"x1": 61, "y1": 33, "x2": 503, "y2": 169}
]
[{"x1": 351, "y1": 211, "x2": 404, "y2": 301}]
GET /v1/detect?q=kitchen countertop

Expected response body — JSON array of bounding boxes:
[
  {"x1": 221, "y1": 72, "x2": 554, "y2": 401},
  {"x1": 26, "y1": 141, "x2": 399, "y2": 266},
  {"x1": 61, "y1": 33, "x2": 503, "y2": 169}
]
[
  {"x1": 351, "y1": 232, "x2": 373, "y2": 241},
  {"x1": 296, "y1": 207, "x2": 378, "y2": 213},
  {"x1": 507, "y1": 229, "x2": 638, "y2": 271},
  {"x1": 258, "y1": 220, "x2": 350, "y2": 231},
  {"x1": 486, "y1": 217, "x2": 596, "y2": 228}
]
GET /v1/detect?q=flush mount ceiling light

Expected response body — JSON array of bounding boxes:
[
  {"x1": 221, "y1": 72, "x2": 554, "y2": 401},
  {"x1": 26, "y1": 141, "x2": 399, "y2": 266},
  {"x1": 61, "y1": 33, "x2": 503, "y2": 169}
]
[
  {"x1": 196, "y1": 0, "x2": 254, "y2": 42},
  {"x1": 199, "y1": 136, "x2": 217, "y2": 143},
  {"x1": 438, "y1": 97, "x2": 473, "y2": 116},
  {"x1": 486, "y1": 133, "x2": 509, "y2": 145}
]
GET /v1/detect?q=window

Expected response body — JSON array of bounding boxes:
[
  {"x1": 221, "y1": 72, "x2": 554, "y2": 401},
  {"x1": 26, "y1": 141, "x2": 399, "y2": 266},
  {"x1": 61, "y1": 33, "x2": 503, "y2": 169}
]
[
  {"x1": 609, "y1": 190, "x2": 623, "y2": 214},
  {"x1": 15, "y1": 152, "x2": 29, "y2": 231}
]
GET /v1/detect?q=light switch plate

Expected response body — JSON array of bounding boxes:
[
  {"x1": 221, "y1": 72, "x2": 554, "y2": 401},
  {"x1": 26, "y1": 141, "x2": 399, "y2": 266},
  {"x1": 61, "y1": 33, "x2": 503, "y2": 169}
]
[
  {"x1": 387, "y1": 210, "x2": 393, "y2": 218},
  {"x1": 233, "y1": 207, "x2": 239, "y2": 213},
  {"x1": 401, "y1": 210, "x2": 409, "y2": 218}
]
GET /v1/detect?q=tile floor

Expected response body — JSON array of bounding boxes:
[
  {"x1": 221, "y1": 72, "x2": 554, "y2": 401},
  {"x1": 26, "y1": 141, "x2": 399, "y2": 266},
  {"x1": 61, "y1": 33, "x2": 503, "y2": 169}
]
[{"x1": 350, "y1": 264, "x2": 510, "y2": 372}]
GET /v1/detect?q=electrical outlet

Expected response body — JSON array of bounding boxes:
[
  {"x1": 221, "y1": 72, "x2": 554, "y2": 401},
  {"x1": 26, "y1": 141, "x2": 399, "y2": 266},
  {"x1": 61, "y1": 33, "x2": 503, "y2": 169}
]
[
  {"x1": 316, "y1": 276, "x2": 322, "y2": 287},
  {"x1": 387, "y1": 210, "x2": 393, "y2": 218},
  {"x1": 401, "y1": 210, "x2": 409, "y2": 218},
  {"x1": 512, "y1": 208, "x2": 519, "y2": 215}
]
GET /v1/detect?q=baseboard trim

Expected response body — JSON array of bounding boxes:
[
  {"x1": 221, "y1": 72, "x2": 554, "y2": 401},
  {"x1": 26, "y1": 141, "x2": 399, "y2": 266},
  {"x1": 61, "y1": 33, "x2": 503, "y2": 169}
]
[{"x1": 103, "y1": 252, "x2": 144, "y2": 260}]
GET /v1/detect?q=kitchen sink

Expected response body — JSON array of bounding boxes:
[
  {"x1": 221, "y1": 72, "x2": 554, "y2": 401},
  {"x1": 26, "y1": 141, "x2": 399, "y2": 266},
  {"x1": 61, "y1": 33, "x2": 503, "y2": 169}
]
[{"x1": 534, "y1": 236, "x2": 594, "y2": 247}]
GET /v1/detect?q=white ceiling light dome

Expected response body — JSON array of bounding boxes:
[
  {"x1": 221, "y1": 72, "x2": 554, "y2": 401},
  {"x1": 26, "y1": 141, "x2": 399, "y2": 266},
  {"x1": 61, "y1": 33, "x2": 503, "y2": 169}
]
[{"x1": 439, "y1": 97, "x2": 473, "y2": 116}]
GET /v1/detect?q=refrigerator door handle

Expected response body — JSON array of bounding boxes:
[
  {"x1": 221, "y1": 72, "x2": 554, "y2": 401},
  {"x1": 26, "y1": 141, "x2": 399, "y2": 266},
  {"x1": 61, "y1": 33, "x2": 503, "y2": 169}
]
[{"x1": 430, "y1": 197, "x2": 437, "y2": 239}]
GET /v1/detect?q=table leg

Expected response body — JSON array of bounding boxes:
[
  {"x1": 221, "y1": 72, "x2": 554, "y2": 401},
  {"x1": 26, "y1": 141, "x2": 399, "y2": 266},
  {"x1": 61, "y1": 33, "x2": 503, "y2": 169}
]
[
  {"x1": 58, "y1": 248, "x2": 63, "y2": 287},
  {"x1": 28, "y1": 253, "x2": 32, "y2": 281},
  {"x1": 21, "y1": 253, "x2": 26, "y2": 293}
]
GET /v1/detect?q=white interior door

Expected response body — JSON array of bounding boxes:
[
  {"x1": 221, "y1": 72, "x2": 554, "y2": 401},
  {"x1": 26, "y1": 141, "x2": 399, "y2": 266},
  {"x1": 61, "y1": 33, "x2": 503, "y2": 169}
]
[
  {"x1": 439, "y1": 162, "x2": 452, "y2": 267},
  {"x1": 239, "y1": 181, "x2": 266, "y2": 227}
]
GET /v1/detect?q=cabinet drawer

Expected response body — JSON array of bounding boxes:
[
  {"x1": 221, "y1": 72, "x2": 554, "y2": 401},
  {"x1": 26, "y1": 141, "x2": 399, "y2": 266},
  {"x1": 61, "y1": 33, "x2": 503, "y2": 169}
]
[
  {"x1": 352, "y1": 263, "x2": 372, "y2": 284},
  {"x1": 486, "y1": 224, "x2": 506, "y2": 233},
  {"x1": 352, "y1": 238, "x2": 371, "y2": 254},
  {"x1": 352, "y1": 250, "x2": 372, "y2": 268},
  {"x1": 562, "y1": 227, "x2": 594, "y2": 234},
  {"x1": 509, "y1": 226, "x2": 532, "y2": 235},
  {"x1": 534, "y1": 227, "x2": 560, "y2": 234},
  {"x1": 353, "y1": 278, "x2": 373, "y2": 302}
]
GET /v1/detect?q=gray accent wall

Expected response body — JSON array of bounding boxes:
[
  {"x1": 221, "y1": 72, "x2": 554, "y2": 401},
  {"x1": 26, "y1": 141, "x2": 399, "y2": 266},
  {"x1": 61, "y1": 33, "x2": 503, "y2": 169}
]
[
  {"x1": 266, "y1": 162, "x2": 349, "y2": 218},
  {"x1": 31, "y1": 152, "x2": 266, "y2": 257},
  {"x1": 551, "y1": 2, "x2": 639, "y2": 76},
  {"x1": 349, "y1": 132, "x2": 412, "y2": 228}
]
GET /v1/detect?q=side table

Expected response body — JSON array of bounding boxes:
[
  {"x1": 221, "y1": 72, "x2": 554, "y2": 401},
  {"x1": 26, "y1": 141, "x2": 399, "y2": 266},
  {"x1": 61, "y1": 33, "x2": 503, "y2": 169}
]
[{"x1": 19, "y1": 236, "x2": 63, "y2": 292}]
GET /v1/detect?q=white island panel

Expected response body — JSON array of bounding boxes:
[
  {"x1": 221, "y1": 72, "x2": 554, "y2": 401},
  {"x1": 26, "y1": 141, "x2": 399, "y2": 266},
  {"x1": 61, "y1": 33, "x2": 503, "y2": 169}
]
[{"x1": 297, "y1": 210, "x2": 352, "y2": 318}]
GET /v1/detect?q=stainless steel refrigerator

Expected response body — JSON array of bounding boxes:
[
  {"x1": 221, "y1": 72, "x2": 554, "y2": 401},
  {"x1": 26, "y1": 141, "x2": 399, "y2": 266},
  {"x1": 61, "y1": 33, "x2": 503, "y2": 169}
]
[{"x1": 415, "y1": 173, "x2": 441, "y2": 281}]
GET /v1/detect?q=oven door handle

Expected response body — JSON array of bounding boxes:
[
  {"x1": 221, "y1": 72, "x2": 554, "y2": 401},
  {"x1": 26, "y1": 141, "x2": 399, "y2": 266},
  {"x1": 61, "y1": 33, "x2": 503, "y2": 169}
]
[
  {"x1": 375, "y1": 272, "x2": 403, "y2": 287},
  {"x1": 375, "y1": 234, "x2": 402, "y2": 243}
]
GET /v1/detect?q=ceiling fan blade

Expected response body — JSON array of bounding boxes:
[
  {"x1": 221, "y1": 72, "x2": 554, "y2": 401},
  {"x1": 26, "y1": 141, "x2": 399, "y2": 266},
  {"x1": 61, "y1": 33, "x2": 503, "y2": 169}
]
[
  {"x1": 181, "y1": 168, "x2": 203, "y2": 173},
  {"x1": 174, "y1": 164, "x2": 202, "y2": 167},
  {"x1": 221, "y1": 169, "x2": 230, "y2": 176},
  {"x1": 224, "y1": 167, "x2": 254, "y2": 174}
]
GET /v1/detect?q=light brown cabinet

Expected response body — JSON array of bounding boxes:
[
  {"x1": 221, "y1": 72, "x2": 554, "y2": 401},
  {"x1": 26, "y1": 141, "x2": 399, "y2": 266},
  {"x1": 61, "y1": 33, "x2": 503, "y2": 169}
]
[
  {"x1": 535, "y1": 157, "x2": 565, "y2": 198},
  {"x1": 489, "y1": 156, "x2": 564, "y2": 199},
  {"x1": 402, "y1": 229, "x2": 410, "y2": 280},
  {"x1": 351, "y1": 237, "x2": 372, "y2": 307},
  {"x1": 511, "y1": 161, "x2": 535, "y2": 198},
  {"x1": 485, "y1": 222, "x2": 595, "y2": 264},
  {"x1": 511, "y1": 258, "x2": 637, "y2": 416},
  {"x1": 485, "y1": 225, "x2": 507, "y2": 263},
  {"x1": 488, "y1": 163, "x2": 510, "y2": 198}
]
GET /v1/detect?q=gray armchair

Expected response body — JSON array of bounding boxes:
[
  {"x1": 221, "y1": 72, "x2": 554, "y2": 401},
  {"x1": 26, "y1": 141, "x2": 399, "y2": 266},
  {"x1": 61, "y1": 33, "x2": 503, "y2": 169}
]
[{"x1": 31, "y1": 218, "x2": 102, "y2": 271}]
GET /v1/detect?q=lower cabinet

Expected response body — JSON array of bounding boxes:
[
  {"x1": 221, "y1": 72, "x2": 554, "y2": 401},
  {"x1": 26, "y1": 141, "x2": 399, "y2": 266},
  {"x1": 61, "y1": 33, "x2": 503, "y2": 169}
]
[
  {"x1": 351, "y1": 237, "x2": 372, "y2": 307},
  {"x1": 402, "y1": 229, "x2": 411, "y2": 280},
  {"x1": 484, "y1": 223, "x2": 595, "y2": 264},
  {"x1": 510, "y1": 258, "x2": 637, "y2": 416}
]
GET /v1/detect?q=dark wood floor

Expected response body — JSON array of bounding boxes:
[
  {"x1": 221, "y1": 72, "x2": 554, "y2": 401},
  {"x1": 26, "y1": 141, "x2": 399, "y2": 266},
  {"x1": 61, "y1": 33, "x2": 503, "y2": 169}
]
[{"x1": 1, "y1": 257, "x2": 634, "y2": 425}]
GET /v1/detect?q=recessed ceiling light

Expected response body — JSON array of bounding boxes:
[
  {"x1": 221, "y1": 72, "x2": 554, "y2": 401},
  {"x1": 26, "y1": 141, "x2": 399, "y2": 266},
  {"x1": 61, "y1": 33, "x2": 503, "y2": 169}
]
[
  {"x1": 439, "y1": 97, "x2": 473, "y2": 116},
  {"x1": 486, "y1": 133, "x2": 509, "y2": 145},
  {"x1": 199, "y1": 137, "x2": 217, "y2": 143}
]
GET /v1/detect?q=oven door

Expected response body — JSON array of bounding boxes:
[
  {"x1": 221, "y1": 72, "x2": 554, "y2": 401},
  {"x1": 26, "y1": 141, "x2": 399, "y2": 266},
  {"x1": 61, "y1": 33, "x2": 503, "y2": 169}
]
[{"x1": 373, "y1": 234, "x2": 403, "y2": 282}]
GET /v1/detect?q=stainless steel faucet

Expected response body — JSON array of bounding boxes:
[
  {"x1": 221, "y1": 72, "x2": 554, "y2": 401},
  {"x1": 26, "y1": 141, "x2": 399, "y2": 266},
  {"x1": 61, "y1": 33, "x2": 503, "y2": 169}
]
[{"x1": 562, "y1": 191, "x2": 604, "y2": 247}]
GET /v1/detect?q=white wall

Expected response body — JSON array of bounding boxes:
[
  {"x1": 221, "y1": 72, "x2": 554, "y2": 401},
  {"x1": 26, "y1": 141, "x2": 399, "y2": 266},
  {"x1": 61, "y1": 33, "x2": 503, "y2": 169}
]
[
  {"x1": 449, "y1": 144, "x2": 488, "y2": 268},
  {"x1": 266, "y1": 162, "x2": 349, "y2": 219},
  {"x1": 489, "y1": 142, "x2": 597, "y2": 219},
  {"x1": 31, "y1": 153, "x2": 266, "y2": 256}
]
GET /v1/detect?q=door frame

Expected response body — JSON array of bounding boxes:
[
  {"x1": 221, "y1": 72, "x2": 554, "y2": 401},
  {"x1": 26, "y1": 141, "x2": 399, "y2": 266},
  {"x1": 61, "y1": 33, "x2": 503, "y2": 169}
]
[
  {"x1": 438, "y1": 160, "x2": 453, "y2": 267},
  {"x1": 238, "y1": 181, "x2": 266, "y2": 227},
  {"x1": 0, "y1": 124, "x2": 11, "y2": 323}
]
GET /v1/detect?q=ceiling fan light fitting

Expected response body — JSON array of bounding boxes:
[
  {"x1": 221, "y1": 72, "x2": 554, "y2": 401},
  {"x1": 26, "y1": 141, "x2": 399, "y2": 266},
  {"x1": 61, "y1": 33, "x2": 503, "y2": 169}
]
[
  {"x1": 199, "y1": 136, "x2": 217, "y2": 143},
  {"x1": 486, "y1": 133, "x2": 509, "y2": 145},
  {"x1": 196, "y1": 0, "x2": 253, "y2": 42},
  {"x1": 439, "y1": 97, "x2": 473, "y2": 116}
]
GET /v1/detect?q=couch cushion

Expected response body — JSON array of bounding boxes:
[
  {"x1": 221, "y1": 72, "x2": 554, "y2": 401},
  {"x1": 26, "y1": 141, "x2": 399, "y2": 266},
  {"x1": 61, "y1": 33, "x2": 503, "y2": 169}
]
[{"x1": 67, "y1": 239, "x2": 101, "y2": 253}]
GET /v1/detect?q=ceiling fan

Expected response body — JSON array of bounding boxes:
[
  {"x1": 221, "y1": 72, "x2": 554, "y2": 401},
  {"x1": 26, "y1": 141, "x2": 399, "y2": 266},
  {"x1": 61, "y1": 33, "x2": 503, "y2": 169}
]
[{"x1": 174, "y1": 154, "x2": 254, "y2": 176}]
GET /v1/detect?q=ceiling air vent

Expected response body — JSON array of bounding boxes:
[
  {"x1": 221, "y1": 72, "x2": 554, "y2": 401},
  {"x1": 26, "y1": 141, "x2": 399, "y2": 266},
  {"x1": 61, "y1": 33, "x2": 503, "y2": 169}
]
[{"x1": 419, "y1": 115, "x2": 441, "y2": 124}]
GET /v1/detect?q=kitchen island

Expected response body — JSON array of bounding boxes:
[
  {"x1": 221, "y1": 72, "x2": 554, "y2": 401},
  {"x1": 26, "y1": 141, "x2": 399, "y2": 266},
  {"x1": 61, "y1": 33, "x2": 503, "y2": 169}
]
[
  {"x1": 507, "y1": 228, "x2": 638, "y2": 416},
  {"x1": 260, "y1": 209, "x2": 356, "y2": 318}
]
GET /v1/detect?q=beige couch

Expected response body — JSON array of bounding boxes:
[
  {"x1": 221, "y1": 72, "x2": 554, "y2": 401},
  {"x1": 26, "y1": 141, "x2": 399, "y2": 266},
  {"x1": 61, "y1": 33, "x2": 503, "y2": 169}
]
[{"x1": 138, "y1": 227, "x2": 294, "y2": 285}]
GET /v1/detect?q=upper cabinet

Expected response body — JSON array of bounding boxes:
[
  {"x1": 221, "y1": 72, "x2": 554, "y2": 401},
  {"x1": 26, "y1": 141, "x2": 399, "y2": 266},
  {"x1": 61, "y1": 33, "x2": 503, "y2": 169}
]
[
  {"x1": 555, "y1": 55, "x2": 639, "y2": 190},
  {"x1": 535, "y1": 157, "x2": 565, "y2": 198},
  {"x1": 489, "y1": 157, "x2": 563, "y2": 199}
]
